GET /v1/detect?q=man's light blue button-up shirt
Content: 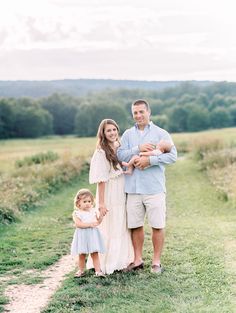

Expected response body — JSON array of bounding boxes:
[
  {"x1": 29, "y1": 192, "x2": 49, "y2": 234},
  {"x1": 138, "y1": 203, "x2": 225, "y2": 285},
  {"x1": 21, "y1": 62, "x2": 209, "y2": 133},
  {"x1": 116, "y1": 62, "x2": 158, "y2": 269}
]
[{"x1": 117, "y1": 122, "x2": 177, "y2": 195}]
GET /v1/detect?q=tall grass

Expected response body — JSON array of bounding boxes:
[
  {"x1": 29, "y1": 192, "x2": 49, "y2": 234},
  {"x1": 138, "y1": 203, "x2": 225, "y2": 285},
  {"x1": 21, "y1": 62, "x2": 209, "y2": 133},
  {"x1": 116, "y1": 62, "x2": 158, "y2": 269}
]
[
  {"x1": 0, "y1": 152, "x2": 86, "y2": 224},
  {"x1": 0, "y1": 136, "x2": 96, "y2": 173},
  {"x1": 1, "y1": 130, "x2": 236, "y2": 223},
  {"x1": 0, "y1": 137, "x2": 96, "y2": 224},
  {"x1": 192, "y1": 136, "x2": 236, "y2": 203},
  {"x1": 15, "y1": 151, "x2": 59, "y2": 167}
]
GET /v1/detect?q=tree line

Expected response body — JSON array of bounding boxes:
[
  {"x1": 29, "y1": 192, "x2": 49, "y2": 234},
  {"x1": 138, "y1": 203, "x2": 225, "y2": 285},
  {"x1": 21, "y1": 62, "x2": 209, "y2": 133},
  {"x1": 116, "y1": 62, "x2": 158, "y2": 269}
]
[{"x1": 1, "y1": 81, "x2": 236, "y2": 139}]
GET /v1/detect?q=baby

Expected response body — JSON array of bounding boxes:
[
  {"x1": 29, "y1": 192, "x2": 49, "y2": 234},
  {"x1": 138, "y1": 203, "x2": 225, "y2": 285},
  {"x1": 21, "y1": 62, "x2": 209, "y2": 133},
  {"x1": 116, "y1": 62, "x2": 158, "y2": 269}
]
[{"x1": 122, "y1": 139, "x2": 173, "y2": 175}]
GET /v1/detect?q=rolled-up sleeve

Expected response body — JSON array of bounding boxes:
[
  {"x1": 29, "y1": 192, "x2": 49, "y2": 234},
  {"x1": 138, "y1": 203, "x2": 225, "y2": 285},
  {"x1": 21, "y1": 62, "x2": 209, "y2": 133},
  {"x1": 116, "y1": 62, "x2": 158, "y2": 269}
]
[{"x1": 149, "y1": 145, "x2": 177, "y2": 166}]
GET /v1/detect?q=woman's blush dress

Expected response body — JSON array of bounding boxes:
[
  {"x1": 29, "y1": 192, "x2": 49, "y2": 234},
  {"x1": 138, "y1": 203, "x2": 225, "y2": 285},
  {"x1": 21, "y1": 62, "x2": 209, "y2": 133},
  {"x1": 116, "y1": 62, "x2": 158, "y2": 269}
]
[{"x1": 87, "y1": 148, "x2": 134, "y2": 274}]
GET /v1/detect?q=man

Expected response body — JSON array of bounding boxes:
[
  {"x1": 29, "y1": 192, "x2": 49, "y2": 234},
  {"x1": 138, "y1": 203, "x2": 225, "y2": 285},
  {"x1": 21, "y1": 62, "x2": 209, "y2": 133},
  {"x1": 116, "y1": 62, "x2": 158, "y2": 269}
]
[{"x1": 117, "y1": 99, "x2": 177, "y2": 274}]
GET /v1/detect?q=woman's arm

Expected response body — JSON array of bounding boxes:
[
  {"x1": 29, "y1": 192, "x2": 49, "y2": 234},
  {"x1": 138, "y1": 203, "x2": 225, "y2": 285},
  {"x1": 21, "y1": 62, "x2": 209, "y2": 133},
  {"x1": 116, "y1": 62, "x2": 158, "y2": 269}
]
[{"x1": 98, "y1": 182, "x2": 109, "y2": 217}]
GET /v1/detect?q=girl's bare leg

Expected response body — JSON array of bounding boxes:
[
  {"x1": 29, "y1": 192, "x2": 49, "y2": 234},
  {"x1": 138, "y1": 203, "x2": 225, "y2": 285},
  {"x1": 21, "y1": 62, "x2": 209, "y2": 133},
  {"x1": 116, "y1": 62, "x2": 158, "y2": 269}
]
[
  {"x1": 78, "y1": 254, "x2": 86, "y2": 271},
  {"x1": 90, "y1": 252, "x2": 101, "y2": 272}
]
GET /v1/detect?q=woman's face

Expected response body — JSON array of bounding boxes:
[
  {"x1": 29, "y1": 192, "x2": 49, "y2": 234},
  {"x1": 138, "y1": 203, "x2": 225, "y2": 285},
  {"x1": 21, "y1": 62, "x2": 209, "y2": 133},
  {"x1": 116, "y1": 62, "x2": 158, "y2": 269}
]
[{"x1": 104, "y1": 123, "x2": 118, "y2": 144}]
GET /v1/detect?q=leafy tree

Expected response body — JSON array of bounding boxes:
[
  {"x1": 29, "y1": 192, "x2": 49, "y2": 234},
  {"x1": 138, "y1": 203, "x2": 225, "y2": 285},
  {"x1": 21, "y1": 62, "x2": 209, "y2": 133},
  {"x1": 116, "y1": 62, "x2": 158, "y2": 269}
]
[
  {"x1": 13, "y1": 106, "x2": 53, "y2": 138},
  {"x1": 0, "y1": 99, "x2": 16, "y2": 138},
  {"x1": 209, "y1": 94, "x2": 227, "y2": 111},
  {"x1": 177, "y1": 94, "x2": 196, "y2": 106},
  {"x1": 229, "y1": 105, "x2": 236, "y2": 126},
  {"x1": 74, "y1": 103, "x2": 129, "y2": 137},
  {"x1": 151, "y1": 115, "x2": 169, "y2": 130},
  {"x1": 41, "y1": 93, "x2": 80, "y2": 134},
  {"x1": 186, "y1": 105, "x2": 209, "y2": 132},
  {"x1": 167, "y1": 106, "x2": 189, "y2": 132},
  {"x1": 196, "y1": 93, "x2": 209, "y2": 108},
  {"x1": 209, "y1": 107, "x2": 232, "y2": 129},
  {"x1": 150, "y1": 99, "x2": 165, "y2": 115}
]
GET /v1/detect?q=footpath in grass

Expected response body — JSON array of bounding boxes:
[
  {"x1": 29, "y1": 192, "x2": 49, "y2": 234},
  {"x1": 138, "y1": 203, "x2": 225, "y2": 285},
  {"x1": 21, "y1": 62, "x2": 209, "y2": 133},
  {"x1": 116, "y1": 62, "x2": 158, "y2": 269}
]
[{"x1": 43, "y1": 157, "x2": 236, "y2": 313}]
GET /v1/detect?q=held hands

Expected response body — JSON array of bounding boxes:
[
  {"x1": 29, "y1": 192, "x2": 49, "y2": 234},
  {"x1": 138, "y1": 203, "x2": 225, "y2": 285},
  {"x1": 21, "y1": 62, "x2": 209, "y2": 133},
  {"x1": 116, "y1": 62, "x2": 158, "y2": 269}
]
[
  {"x1": 99, "y1": 204, "x2": 109, "y2": 217},
  {"x1": 90, "y1": 210, "x2": 105, "y2": 227}
]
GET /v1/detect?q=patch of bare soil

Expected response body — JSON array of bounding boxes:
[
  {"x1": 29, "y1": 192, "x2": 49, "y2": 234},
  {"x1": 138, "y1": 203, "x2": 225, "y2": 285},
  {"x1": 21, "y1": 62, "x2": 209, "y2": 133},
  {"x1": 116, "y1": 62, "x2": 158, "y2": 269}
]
[{"x1": 4, "y1": 255, "x2": 74, "y2": 313}]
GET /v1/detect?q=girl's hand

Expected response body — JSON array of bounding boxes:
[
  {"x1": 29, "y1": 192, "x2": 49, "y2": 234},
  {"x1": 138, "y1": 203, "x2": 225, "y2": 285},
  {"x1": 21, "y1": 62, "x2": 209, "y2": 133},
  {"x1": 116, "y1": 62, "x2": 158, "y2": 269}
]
[
  {"x1": 99, "y1": 204, "x2": 109, "y2": 217},
  {"x1": 90, "y1": 221, "x2": 99, "y2": 227}
]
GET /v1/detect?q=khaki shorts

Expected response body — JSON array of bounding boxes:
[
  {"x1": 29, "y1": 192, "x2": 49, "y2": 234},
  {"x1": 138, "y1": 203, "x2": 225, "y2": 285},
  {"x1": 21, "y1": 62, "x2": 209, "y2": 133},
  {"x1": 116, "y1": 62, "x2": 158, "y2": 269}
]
[{"x1": 126, "y1": 193, "x2": 166, "y2": 229}]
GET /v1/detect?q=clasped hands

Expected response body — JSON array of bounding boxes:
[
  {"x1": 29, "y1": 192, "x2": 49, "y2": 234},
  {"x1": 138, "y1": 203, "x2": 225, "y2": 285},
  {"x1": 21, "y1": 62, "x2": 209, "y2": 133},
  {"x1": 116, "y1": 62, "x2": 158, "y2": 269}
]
[
  {"x1": 134, "y1": 143, "x2": 154, "y2": 170},
  {"x1": 99, "y1": 204, "x2": 109, "y2": 217}
]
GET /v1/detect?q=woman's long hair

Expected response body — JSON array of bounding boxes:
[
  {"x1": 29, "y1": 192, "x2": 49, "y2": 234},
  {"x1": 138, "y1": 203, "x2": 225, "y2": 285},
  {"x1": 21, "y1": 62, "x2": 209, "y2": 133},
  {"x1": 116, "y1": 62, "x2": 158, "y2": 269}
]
[{"x1": 96, "y1": 119, "x2": 120, "y2": 170}]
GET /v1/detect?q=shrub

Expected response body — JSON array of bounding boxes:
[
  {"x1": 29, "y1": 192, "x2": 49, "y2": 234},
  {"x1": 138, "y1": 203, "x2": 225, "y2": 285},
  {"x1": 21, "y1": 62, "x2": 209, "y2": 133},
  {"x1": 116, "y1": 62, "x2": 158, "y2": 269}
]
[
  {"x1": 15, "y1": 151, "x2": 59, "y2": 167},
  {"x1": 192, "y1": 137, "x2": 224, "y2": 160},
  {"x1": 201, "y1": 149, "x2": 236, "y2": 170}
]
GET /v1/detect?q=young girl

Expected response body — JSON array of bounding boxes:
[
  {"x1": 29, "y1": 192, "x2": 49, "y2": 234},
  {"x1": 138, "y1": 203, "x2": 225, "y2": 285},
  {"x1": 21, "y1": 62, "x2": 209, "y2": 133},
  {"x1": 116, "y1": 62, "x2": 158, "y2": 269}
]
[{"x1": 71, "y1": 188, "x2": 105, "y2": 277}]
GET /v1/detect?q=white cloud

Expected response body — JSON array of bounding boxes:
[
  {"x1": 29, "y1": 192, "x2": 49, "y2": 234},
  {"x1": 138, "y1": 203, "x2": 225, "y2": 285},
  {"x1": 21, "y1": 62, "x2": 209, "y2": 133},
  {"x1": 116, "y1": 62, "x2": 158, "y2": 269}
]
[{"x1": 0, "y1": 0, "x2": 236, "y2": 80}]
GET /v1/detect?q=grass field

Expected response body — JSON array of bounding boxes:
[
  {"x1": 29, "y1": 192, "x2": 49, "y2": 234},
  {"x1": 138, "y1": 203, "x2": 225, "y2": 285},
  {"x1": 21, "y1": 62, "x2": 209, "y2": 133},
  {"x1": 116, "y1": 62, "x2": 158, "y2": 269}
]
[
  {"x1": 0, "y1": 128, "x2": 236, "y2": 312},
  {"x1": 0, "y1": 136, "x2": 96, "y2": 173},
  {"x1": 41, "y1": 157, "x2": 236, "y2": 313},
  {"x1": 0, "y1": 128, "x2": 236, "y2": 173},
  {"x1": 172, "y1": 127, "x2": 236, "y2": 147},
  {"x1": 1, "y1": 157, "x2": 235, "y2": 312},
  {"x1": 1, "y1": 127, "x2": 235, "y2": 172}
]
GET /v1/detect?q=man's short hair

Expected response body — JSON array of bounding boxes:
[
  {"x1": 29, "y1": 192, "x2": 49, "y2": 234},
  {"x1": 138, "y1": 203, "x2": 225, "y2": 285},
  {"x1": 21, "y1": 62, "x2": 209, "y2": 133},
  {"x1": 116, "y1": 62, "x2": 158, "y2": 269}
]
[{"x1": 132, "y1": 99, "x2": 150, "y2": 111}]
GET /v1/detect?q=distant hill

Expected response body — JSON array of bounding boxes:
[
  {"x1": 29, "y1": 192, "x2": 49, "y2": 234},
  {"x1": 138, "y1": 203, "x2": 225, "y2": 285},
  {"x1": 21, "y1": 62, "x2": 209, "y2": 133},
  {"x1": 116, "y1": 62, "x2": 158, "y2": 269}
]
[{"x1": 0, "y1": 79, "x2": 213, "y2": 98}]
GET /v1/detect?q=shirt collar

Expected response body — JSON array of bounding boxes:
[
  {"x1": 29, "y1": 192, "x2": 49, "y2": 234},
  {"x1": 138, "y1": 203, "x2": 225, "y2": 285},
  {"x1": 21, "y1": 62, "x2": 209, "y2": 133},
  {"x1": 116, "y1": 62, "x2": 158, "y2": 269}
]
[{"x1": 135, "y1": 121, "x2": 153, "y2": 130}]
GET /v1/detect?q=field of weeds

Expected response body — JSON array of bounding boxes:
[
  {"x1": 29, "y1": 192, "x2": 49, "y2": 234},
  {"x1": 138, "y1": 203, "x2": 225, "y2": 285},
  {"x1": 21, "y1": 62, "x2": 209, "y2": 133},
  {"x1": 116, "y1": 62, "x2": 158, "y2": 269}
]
[
  {"x1": 0, "y1": 137, "x2": 96, "y2": 223},
  {"x1": 1, "y1": 128, "x2": 236, "y2": 223}
]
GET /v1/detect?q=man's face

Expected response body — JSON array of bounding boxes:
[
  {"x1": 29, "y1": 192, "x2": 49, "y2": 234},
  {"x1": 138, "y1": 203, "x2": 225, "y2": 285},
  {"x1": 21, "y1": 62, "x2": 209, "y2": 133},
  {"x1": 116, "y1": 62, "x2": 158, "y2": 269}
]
[{"x1": 132, "y1": 103, "x2": 150, "y2": 129}]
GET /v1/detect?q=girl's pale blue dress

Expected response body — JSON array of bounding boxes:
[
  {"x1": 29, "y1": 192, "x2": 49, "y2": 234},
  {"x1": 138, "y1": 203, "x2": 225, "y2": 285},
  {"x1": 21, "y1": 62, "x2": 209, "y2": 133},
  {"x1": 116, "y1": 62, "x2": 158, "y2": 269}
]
[{"x1": 71, "y1": 209, "x2": 105, "y2": 255}]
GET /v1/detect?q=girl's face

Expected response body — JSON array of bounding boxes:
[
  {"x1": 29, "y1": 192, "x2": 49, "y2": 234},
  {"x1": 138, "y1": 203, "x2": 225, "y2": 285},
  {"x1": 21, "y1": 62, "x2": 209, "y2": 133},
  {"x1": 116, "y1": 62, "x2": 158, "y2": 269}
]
[
  {"x1": 77, "y1": 196, "x2": 93, "y2": 211},
  {"x1": 104, "y1": 123, "x2": 118, "y2": 144}
]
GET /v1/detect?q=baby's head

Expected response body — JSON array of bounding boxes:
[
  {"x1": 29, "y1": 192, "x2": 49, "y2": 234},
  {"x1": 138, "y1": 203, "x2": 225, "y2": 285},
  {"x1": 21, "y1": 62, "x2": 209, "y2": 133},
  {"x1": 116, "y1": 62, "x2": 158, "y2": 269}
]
[
  {"x1": 158, "y1": 140, "x2": 173, "y2": 153},
  {"x1": 74, "y1": 188, "x2": 94, "y2": 211}
]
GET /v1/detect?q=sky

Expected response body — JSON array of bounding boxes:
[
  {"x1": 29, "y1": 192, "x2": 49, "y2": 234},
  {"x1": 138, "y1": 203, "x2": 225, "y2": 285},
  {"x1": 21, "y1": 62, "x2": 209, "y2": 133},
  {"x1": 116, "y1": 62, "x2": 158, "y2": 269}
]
[{"x1": 0, "y1": 0, "x2": 236, "y2": 81}]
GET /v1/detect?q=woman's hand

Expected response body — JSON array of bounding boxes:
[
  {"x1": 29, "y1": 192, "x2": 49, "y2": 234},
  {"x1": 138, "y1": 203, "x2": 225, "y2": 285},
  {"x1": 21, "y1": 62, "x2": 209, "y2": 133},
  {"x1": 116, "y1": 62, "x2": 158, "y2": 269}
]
[{"x1": 99, "y1": 204, "x2": 109, "y2": 217}]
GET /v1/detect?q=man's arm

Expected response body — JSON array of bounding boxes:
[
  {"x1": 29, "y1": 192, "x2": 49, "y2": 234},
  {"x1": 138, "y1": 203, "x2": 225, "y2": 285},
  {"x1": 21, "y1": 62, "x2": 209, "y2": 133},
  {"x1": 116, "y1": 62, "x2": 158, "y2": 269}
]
[
  {"x1": 149, "y1": 131, "x2": 177, "y2": 166},
  {"x1": 117, "y1": 130, "x2": 139, "y2": 162},
  {"x1": 149, "y1": 145, "x2": 177, "y2": 166}
]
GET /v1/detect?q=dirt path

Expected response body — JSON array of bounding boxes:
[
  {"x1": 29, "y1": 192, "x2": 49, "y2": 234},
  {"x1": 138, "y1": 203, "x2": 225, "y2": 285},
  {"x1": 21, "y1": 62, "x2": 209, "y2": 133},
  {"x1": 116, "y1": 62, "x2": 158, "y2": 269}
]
[{"x1": 4, "y1": 255, "x2": 74, "y2": 313}]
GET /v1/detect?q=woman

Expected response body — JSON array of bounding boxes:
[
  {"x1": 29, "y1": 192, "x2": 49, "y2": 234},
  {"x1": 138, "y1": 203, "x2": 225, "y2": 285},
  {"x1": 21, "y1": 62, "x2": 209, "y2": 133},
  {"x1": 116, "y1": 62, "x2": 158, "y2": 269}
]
[{"x1": 87, "y1": 119, "x2": 134, "y2": 274}]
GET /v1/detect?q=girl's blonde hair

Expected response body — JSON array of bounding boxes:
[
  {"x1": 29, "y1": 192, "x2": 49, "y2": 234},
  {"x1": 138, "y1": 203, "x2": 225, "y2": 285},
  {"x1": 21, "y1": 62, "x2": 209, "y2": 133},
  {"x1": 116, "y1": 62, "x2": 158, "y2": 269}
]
[
  {"x1": 74, "y1": 188, "x2": 94, "y2": 209},
  {"x1": 96, "y1": 119, "x2": 120, "y2": 170}
]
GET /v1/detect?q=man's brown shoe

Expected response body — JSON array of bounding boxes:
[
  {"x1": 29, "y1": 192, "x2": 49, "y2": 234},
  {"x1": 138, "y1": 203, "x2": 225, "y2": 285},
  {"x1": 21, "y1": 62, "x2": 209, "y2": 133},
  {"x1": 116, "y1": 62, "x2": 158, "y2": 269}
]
[{"x1": 123, "y1": 262, "x2": 144, "y2": 272}]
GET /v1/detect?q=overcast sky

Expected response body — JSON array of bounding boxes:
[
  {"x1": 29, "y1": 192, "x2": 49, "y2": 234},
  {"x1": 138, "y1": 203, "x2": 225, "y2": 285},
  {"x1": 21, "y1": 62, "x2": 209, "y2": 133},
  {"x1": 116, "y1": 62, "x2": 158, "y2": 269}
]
[{"x1": 0, "y1": 0, "x2": 236, "y2": 81}]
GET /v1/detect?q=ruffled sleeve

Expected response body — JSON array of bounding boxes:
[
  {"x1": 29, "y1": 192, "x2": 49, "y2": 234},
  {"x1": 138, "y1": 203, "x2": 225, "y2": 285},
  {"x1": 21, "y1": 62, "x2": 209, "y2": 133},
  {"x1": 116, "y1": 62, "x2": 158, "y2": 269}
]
[
  {"x1": 73, "y1": 210, "x2": 81, "y2": 219},
  {"x1": 89, "y1": 149, "x2": 110, "y2": 184}
]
